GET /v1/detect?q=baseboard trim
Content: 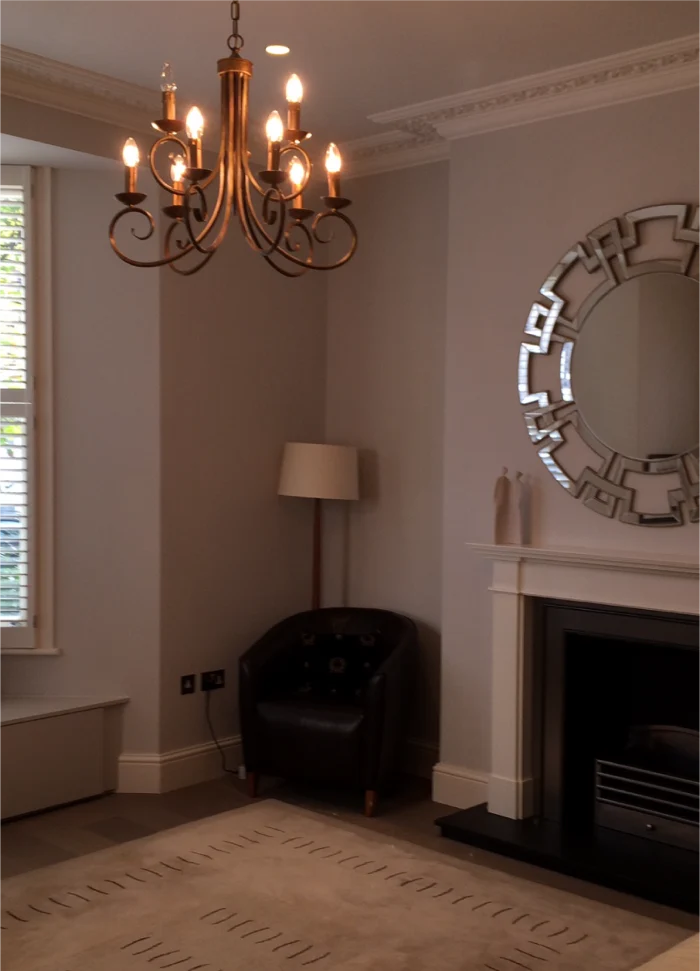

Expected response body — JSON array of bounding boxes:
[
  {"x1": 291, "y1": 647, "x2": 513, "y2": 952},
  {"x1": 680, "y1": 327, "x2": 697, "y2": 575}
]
[
  {"x1": 118, "y1": 735, "x2": 242, "y2": 794},
  {"x1": 432, "y1": 761, "x2": 489, "y2": 809},
  {"x1": 404, "y1": 738, "x2": 439, "y2": 780},
  {"x1": 119, "y1": 733, "x2": 435, "y2": 793}
]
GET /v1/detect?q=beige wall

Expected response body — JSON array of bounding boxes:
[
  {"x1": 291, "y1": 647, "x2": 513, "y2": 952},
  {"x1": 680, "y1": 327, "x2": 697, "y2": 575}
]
[
  {"x1": 441, "y1": 89, "x2": 699, "y2": 779},
  {"x1": 159, "y1": 230, "x2": 327, "y2": 753},
  {"x1": 1, "y1": 169, "x2": 162, "y2": 754},
  {"x1": 1, "y1": 102, "x2": 328, "y2": 760},
  {"x1": 324, "y1": 162, "x2": 449, "y2": 749}
]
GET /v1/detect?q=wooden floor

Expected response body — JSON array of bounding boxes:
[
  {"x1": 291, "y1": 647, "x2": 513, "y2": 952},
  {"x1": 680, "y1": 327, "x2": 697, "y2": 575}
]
[{"x1": 2, "y1": 774, "x2": 696, "y2": 931}]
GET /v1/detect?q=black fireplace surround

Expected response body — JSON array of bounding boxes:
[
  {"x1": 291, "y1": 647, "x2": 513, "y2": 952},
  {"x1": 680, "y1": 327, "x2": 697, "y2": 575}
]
[{"x1": 437, "y1": 599, "x2": 699, "y2": 912}]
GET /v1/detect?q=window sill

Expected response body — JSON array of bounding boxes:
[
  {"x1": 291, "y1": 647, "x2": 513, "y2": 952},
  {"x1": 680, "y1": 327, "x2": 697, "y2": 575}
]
[{"x1": 1, "y1": 647, "x2": 62, "y2": 657}]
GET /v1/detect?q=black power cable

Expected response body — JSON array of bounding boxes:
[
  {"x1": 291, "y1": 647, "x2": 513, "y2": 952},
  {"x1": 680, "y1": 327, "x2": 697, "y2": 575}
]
[{"x1": 204, "y1": 690, "x2": 237, "y2": 776}]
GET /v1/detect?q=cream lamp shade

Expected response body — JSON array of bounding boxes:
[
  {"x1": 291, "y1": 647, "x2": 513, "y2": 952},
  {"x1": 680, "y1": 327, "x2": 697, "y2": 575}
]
[{"x1": 278, "y1": 443, "x2": 359, "y2": 501}]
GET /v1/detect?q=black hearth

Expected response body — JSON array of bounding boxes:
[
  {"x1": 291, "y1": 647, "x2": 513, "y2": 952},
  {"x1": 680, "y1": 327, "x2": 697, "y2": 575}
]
[{"x1": 437, "y1": 600, "x2": 699, "y2": 912}]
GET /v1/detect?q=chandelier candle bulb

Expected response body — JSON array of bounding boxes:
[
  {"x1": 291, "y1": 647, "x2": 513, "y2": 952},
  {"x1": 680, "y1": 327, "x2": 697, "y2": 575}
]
[
  {"x1": 185, "y1": 106, "x2": 205, "y2": 169},
  {"x1": 122, "y1": 137, "x2": 140, "y2": 192},
  {"x1": 265, "y1": 110, "x2": 284, "y2": 170},
  {"x1": 285, "y1": 74, "x2": 303, "y2": 131},
  {"x1": 289, "y1": 158, "x2": 305, "y2": 209},
  {"x1": 160, "y1": 61, "x2": 177, "y2": 120},
  {"x1": 325, "y1": 142, "x2": 342, "y2": 198},
  {"x1": 170, "y1": 154, "x2": 187, "y2": 205}
]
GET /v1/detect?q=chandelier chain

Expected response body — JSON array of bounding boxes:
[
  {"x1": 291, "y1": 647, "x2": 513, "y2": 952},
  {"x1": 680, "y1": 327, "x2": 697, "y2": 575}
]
[{"x1": 227, "y1": 0, "x2": 244, "y2": 52}]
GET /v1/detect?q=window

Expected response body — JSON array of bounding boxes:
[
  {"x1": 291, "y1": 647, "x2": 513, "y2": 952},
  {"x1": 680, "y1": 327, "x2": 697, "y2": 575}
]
[{"x1": 1, "y1": 165, "x2": 53, "y2": 652}]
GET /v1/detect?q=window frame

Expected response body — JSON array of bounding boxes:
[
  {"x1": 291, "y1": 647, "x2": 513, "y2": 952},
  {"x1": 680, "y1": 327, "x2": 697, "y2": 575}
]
[{"x1": 1, "y1": 165, "x2": 55, "y2": 655}]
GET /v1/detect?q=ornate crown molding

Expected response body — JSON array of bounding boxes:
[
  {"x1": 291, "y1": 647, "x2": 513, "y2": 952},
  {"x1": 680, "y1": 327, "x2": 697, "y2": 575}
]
[
  {"x1": 1, "y1": 45, "x2": 159, "y2": 132},
  {"x1": 345, "y1": 131, "x2": 448, "y2": 179},
  {"x1": 3, "y1": 35, "x2": 698, "y2": 180},
  {"x1": 346, "y1": 34, "x2": 698, "y2": 178}
]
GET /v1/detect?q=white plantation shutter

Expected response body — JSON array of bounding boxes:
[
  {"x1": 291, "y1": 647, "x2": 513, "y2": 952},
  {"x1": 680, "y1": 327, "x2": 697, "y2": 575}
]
[{"x1": 1, "y1": 167, "x2": 35, "y2": 648}]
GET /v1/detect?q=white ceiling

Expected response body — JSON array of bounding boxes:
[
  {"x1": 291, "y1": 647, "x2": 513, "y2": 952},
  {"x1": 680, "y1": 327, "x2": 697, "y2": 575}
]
[
  {"x1": 0, "y1": 135, "x2": 119, "y2": 168},
  {"x1": 1, "y1": 1, "x2": 697, "y2": 146}
]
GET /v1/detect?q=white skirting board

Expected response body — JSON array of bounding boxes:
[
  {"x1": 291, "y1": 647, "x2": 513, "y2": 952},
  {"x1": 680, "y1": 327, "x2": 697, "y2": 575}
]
[
  {"x1": 119, "y1": 735, "x2": 440, "y2": 794},
  {"x1": 118, "y1": 736, "x2": 243, "y2": 794},
  {"x1": 432, "y1": 762, "x2": 489, "y2": 809}
]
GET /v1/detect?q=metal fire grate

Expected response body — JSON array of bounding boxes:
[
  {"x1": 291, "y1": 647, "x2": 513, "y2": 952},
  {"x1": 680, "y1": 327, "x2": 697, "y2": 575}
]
[{"x1": 595, "y1": 758, "x2": 699, "y2": 851}]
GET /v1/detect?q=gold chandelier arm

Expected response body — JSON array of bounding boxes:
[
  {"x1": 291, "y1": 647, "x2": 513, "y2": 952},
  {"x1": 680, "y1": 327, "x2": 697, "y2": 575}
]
[
  {"x1": 262, "y1": 252, "x2": 311, "y2": 278},
  {"x1": 163, "y1": 220, "x2": 215, "y2": 274},
  {"x1": 241, "y1": 169, "x2": 358, "y2": 272},
  {"x1": 109, "y1": 206, "x2": 198, "y2": 268},
  {"x1": 179, "y1": 74, "x2": 238, "y2": 256},
  {"x1": 194, "y1": 73, "x2": 230, "y2": 192},
  {"x1": 176, "y1": 70, "x2": 238, "y2": 256},
  {"x1": 240, "y1": 174, "x2": 304, "y2": 260},
  {"x1": 148, "y1": 135, "x2": 190, "y2": 195},
  {"x1": 310, "y1": 209, "x2": 359, "y2": 270}
]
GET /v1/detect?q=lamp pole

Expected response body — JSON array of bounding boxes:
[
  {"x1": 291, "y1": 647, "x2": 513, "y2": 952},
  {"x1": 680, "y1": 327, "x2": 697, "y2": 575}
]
[{"x1": 312, "y1": 497, "x2": 322, "y2": 610}]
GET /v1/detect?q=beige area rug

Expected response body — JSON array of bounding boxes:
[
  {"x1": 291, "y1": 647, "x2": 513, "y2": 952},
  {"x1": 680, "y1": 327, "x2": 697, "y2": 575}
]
[{"x1": 1, "y1": 800, "x2": 692, "y2": 971}]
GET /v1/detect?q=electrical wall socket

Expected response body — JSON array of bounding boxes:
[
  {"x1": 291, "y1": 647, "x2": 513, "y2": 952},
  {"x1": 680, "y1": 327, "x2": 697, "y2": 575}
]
[
  {"x1": 201, "y1": 669, "x2": 225, "y2": 691},
  {"x1": 180, "y1": 674, "x2": 196, "y2": 695}
]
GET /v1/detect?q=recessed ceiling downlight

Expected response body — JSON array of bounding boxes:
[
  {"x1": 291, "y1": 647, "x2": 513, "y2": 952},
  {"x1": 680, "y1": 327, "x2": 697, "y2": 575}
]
[{"x1": 266, "y1": 44, "x2": 290, "y2": 55}]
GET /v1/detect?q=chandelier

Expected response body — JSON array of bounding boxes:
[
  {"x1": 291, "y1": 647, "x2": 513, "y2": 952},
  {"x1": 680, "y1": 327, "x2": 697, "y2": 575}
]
[{"x1": 109, "y1": 1, "x2": 357, "y2": 277}]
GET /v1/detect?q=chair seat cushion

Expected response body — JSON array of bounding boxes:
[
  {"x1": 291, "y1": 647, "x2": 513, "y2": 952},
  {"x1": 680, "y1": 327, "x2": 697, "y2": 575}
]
[
  {"x1": 265, "y1": 632, "x2": 388, "y2": 703},
  {"x1": 254, "y1": 700, "x2": 365, "y2": 784}
]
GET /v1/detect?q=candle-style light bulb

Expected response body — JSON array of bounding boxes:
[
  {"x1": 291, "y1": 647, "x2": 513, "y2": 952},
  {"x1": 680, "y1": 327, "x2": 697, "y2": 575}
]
[
  {"x1": 325, "y1": 142, "x2": 342, "y2": 197},
  {"x1": 186, "y1": 106, "x2": 205, "y2": 141},
  {"x1": 168, "y1": 153, "x2": 187, "y2": 209},
  {"x1": 122, "y1": 137, "x2": 140, "y2": 168},
  {"x1": 285, "y1": 74, "x2": 303, "y2": 132},
  {"x1": 289, "y1": 159, "x2": 305, "y2": 189},
  {"x1": 185, "y1": 107, "x2": 204, "y2": 170},
  {"x1": 265, "y1": 110, "x2": 284, "y2": 170},
  {"x1": 170, "y1": 154, "x2": 187, "y2": 184},
  {"x1": 286, "y1": 74, "x2": 303, "y2": 104},
  {"x1": 158, "y1": 62, "x2": 178, "y2": 123},
  {"x1": 122, "y1": 137, "x2": 140, "y2": 193},
  {"x1": 160, "y1": 61, "x2": 177, "y2": 92},
  {"x1": 289, "y1": 158, "x2": 305, "y2": 209},
  {"x1": 265, "y1": 110, "x2": 284, "y2": 144}
]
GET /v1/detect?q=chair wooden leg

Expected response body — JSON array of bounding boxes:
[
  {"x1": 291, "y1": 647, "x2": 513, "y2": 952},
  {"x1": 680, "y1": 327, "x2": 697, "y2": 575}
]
[
  {"x1": 247, "y1": 771, "x2": 258, "y2": 799},
  {"x1": 364, "y1": 789, "x2": 378, "y2": 818}
]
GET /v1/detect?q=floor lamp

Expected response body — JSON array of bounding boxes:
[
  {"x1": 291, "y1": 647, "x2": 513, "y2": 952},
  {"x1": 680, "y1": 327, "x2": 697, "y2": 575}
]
[{"x1": 278, "y1": 442, "x2": 359, "y2": 610}]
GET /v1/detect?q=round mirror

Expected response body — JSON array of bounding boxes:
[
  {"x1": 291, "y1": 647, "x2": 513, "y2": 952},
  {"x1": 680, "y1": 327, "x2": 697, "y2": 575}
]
[{"x1": 572, "y1": 273, "x2": 699, "y2": 461}]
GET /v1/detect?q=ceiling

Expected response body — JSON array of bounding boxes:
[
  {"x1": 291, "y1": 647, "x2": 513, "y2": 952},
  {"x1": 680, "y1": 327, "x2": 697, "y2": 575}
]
[
  {"x1": 0, "y1": 135, "x2": 119, "y2": 168},
  {"x1": 1, "y1": 1, "x2": 697, "y2": 147}
]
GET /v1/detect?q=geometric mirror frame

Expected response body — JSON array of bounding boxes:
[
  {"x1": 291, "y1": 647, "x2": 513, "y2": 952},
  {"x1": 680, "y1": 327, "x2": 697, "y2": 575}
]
[{"x1": 518, "y1": 203, "x2": 699, "y2": 526}]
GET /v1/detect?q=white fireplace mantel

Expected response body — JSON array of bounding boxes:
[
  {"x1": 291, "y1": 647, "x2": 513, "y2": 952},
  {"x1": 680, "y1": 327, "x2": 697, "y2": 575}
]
[{"x1": 469, "y1": 542, "x2": 699, "y2": 820}]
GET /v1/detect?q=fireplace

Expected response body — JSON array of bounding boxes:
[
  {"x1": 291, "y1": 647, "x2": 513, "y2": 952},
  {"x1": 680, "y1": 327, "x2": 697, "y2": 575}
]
[
  {"x1": 538, "y1": 600, "x2": 699, "y2": 851},
  {"x1": 436, "y1": 545, "x2": 700, "y2": 912}
]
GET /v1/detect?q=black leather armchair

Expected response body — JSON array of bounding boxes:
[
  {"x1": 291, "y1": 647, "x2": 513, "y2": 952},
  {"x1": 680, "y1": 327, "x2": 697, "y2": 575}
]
[{"x1": 239, "y1": 608, "x2": 416, "y2": 816}]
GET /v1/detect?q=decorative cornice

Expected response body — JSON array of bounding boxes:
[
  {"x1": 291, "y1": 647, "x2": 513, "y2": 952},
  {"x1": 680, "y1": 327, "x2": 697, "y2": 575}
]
[
  {"x1": 1, "y1": 45, "x2": 159, "y2": 133},
  {"x1": 347, "y1": 34, "x2": 698, "y2": 178},
  {"x1": 345, "y1": 131, "x2": 448, "y2": 179},
  {"x1": 2, "y1": 36, "x2": 698, "y2": 180}
]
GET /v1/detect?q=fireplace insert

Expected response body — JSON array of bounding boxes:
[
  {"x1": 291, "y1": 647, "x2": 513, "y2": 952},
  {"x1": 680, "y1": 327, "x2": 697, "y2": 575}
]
[{"x1": 595, "y1": 724, "x2": 699, "y2": 851}]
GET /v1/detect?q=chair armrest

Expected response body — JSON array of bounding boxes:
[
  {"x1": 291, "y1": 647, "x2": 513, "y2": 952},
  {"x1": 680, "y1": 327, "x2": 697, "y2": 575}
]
[{"x1": 363, "y1": 624, "x2": 416, "y2": 788}]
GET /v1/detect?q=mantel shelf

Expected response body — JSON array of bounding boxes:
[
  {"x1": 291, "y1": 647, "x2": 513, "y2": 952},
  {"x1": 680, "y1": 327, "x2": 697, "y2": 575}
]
[{"x1": 467, "y1": 543, "x2": 699, "y2": 579}]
